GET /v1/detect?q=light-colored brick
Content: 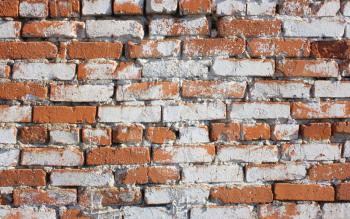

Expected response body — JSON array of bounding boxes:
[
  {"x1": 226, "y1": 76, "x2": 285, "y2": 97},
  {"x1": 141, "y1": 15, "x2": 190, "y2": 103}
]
[
  {"x1": 0, "y1": 208, "x2": 56, "y2": 219},
  {"x1": 145, "y1": 185, "x2": 210, "y2": 204},
  {"x1": 50, "y1": 129, "x2": 80, "y2": 145},
  {"x1": 82, "y1": 0, "x2": 112, "y2": 15},
  {"x1": 20, "y1": 0, "x2": 48, "y2": 17},
  {"x1": 272, "y1": 124, "x2": 299, "y2": 140},
  {"x1": 178, "y1": 126, "x2": 209, "y2": 144},
  {"x1": 212, "y1": 59, "x2": 275, "y2": 77},
  {"x1": 143, "y1": 59, "x2": 208, "y2": 78},
  {"x1": 0, "y1": 149, "x2": 20, "y2": 166},
  {"x1": 123, "y1": 207, "x2": 172, "y2": 219},
  {"x1": 343, "y1": 1, "x2": 350, "y2": 16},
  {"x1": 0, "y1": 106, "x2": 32, "y2": 123},
  {"x1": 128, "y1": 39, "x2": 181, "y2": 58},
  {"x1": 229, "y1": 102, "x2": 290, "y2": 119},
  {"x1": 344, "y1": 141, "x2": 350, "y2": 158},
  {"x1": 0, "y1": 65, "x2": 10, "y2": 78},
  {"x1": 315, "y1": 81, "x2": 350, "y2": 97},
  {"x1": 86, "y1": 20, "x2": 144, "y2": 39},
  {"x1": 50, "y1": 84, "x2": 114, "y2": 102},
  {"x1": 0, "y1": 127, "x2": 17, "y2": 144},
  {"x1": 153, "y1": 145, "x2": 215, "y2": 163},
  {"x1": 247, "y1": 0, "x2": 277, "y2": 15},
  {"x1": 82, "y1": 128, "x2": 111, "y2": 145},
  {"x1": 163, "y1": 101, "x2": 226, "y2": 122},
  {"x1": 146, "y1": 0, "x2": 177, "y2": 13},
  {"x1": 313, "y1": 0, "x2": 340, "y2": 16},
  {"x1": 0, "y1": 21, "x2": 21, "y2": 38},
  {"x1": 22, "y1": 21, "x2": 84, "y2": 38},
  {"x1": 217, "y1": 145, "x2": 279, "y2": 163},
  {"x1": 191, "y1": 206, "x2": 256, "y2": 219},
  {"x1": 51, "y1": 169, "x2": 114, "y2": 187},
  {"x1": 282, "y1": 143, "x2": 342, "y2": 161},
  {"x1": 246, "y1": 163, "x2": 307, "y2": 182},
  {"x1": 291, "y1": 101, "x2": 350, "y2": 119},
  {"x1": 323, "y1": 203, "x2": 350, "y2": 219},
  {"x1": 13, "y1": 63, "x2": 76, "y2": 81},
  {"x1": 99, "y1": 105, "x2": 161, "y2": 123},
  {"x1": 215, "y1": 0, "x2": 246, "y2": 16},
  {"x1": 283, "y1": 17, "x2": 345, "y2": 37},
  {"x1": 259, "y1": 203, "x2": 321, "y2": 219},
  {"x1": 182, "y1": 165, "x2": 243, "y2": 183}
]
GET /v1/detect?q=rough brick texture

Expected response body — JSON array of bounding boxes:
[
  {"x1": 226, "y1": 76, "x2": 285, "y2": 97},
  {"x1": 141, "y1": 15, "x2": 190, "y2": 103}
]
[{"x1": 0, "y1": 0, "x2": 349, "y2": 218}]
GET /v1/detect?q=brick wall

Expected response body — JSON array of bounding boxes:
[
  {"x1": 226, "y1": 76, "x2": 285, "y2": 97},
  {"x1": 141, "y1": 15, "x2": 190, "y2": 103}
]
[{"x1": 0, "y1": 0, "x2": 349, "y2": 218}]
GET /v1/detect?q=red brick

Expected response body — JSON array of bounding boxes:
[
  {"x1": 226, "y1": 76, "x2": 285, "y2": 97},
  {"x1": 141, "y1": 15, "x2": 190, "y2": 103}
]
[
  {"x1": 210, "y1": 123, "x2": 241, "y2": 141},
  {"x1": 33, "y1": 106, "x2": 96, "y2": 123},
  {"x1": 336, "y1": 183, "x2": 350, "y2": 200},
  {"x1": 0, "y1": 82, "x2": 47, "y2": 100},
  {"x1": 179, "y1": 0, "x2": 211, "y2": 14},
  {"x1": 67, "y1": 41, "x2": 123, "y2": 59},
  {"x1": 309, "y1": 163, "x2": 350, "y2": 181},
  {"x1": 127, "y1": 39, "x2": 180, "y2": 58},
  {"x1": 49, "y1": 0, "x2": 80, "y2": 17},
  {"x1": 113, "y1": 124, "x2": 143, "y2": 144},
  {"x1": 301, "y1": 123, "x2": 331, "y2": 141},
  {"x1": 114, "y1": 0, "x2": 143, "y2": 14},
  {"x1": 242, "y1": 123, "x2": 270, "y2": 140},
  {"x1": 311, "y1": 40, "x2": 350, "y2": 59},
  {"x1": 0, "y1": 0, "x2": 19, "y2": 17},
  {"x1": 146, "y1": 127, "x2": 176, "y2": 144},
  {"x1": 0, "y1": 42, "x2": 57, "y2": 59},
  {"x1": 0, "y1": 169, "x2": 46, "y2": 186},
  {"x1": 274, "y1": 183, "x2": 335, "y2": 201},
  {"x1": 82, "y1": 128, "x2": 112, "y2": 145},
  {"x1": 19, "y1": 126, "x2": 48, "y2": 144}
]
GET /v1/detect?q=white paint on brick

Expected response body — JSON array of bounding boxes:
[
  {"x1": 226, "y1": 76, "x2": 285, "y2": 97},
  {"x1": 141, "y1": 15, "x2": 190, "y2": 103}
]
[
  {"x1": 79, "y1": 61, "x2": 117, "y2": 80},
  {"x1": 0, "y1": 106, "x2": 32, "y2": 123},
  {"x1": 123, "y1": 207, "x2": 172, "y2": 219},
  {"x1": 259, "y1": 203, "x2": 321, "y2": 219},
  {"x1": 145, "y1": 185, "x2": 210, "y2": 204},
  {"x1": 0, "y1": 149, "x2": 20, "y2": 166},
  {"x1": 16, "y1": 189, "x2": 77, "y2": 206},
  {"x1": 344, "y1": 141, "x2": 350, "y2": 158},
  {"x1": 50, "y1": 84, "x2": 114, "y2": 102},
  {"x1": 0, "y1": 65, "x2": 8, "y2": 78},
  {"x1": 315, "y1": 81, "x2": 350, "y2": 97},
  {"x1": 146, "y1": 0, "x2": 177, "y2": 13},
  {"x1": 24, "y1": 21, "x2": 84, "y2": 38},
  {"x1": 13, "y1": 63, "x2": 76, "y2": 81},
  {"x1": 272, "y1": 124, "x2": 299, "y2": 140},
  {"x1": 143, "y1": 59, "x2": 208, "y2": 78},
  {"x1": 157, "y1": 146, "x2": 214, "y2": 163},
  {"x1": 282, "y1": 143, "x2": 342, "y2": 161},
  {"x1": 247, "y1": 0, "x2": 277, "y2": 15},
  {"x1": 303, "y1": 60, "x2": 339, "y2": 77},
  {"x1": 0, "y1": 21, "x2": 20, "y2": 38},
  {"x1": 212, "y1": 59, "x2": 275, "y2": 77},
  {"x1": 86, "y1": 20, "x2": 144, "y2": 39},
  {"x1": 0, "y1": 207, "x2": 56, "y2": 219},
  {"x1": 19, "y1": 1, "x2": 47, "y2": 17},
  {"x1": 163, "y1": 101, "x2": 226, "y2": 122},
  {"x1": 82, "y1": 0, "x2": 112, "y2": 15},
  {"x1": 83, "y1": 128, "x2": 109, "y2": 144},
  {"x1": 149, "y1": 16, "x2": 208, "y2": 36},
  {"x1": 50, "y1": 129, "x2": 80, "y2": 145},
  {"x1": 182, "y1": 165, "x2": 243, "y2": 183},
  {"x1": 323, "y1": 203, "x2": 350, "y2": 219},
  {"x1": 99, "y1": 105, "x2": 161, "y2": 123},
  {"x1": 21, "y1": 148, "x2": 83, "y2": 166},
  {"x1": 215, "y1": 0, "x2": 246, "y2": 16},
  {"x1": 246, "y1": 163, "x2": 307, "y2": 182},
  {"x1": 217, "y1": 145, "x2": 279, "y2": 163},
  {"x1": 191, "y1": 206, "x2": 256, "y2": 219},
  {"x1": 0, "y1": 127, "x2": 17, "y2": 144},
  {"x1": 229, "y1": 102, "x2": 290, "y2": 119},
  {"x1": 51, "y1": 170, "x2": 114, "y2": 187},
  {"x1": 251, "y1": 81, "x2": 310, "y2": 99},
  {"x1": 178, "y1": 126, "x2": 209, "y2": 144},
  {"x1": 283, "y1": 17, "x2": 345, "y2": 37},
  {"x1": 116, "y1": 63, "x2": 142, "y2": 80},
  {"x1": 314, "y1": 0, "x2": 340, "y2": 17},
  {"x1": 343, "y1": 1, "x2": 350, "y2": 16}
]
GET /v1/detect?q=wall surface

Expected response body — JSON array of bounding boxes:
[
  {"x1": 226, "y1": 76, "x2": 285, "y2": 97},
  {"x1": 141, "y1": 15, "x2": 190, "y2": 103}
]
[{"x1": 0, "y1": 0, "x2": 349, "y2": 218}]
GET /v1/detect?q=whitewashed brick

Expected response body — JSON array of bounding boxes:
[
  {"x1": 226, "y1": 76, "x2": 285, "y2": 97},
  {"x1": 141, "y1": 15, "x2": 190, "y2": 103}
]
[
  {"x1": 82, "y1": 0, "x2": 112, "y2": 15},
  {"x1": 116, "y1": 62, "x2": 142, "y2": 80},
  {"x1": 50, "y1": 129, "x2": 80, "y2": 145},
  {"x1": 21, "y1": 148, "x2": 83, "y2": 166},
  {"x1": 182, "y1": 165, "x2": 243, "y2": 183},
  {"x1": 50, "y1": 84, "x2": 114, "y2": 102},
  {"x1": 217, "y1": 145, "x2": 279, "y2": 163},
  {"x1": 247, "y1": 0, "x2": 277, "y2": 15},
  {"x1": 143, "y1": 59, "x2": 208, "y2": 78},
  {"x1": 212, "y1": 59, "x2": 275, "y2": 77},
  {"x1": 0, "y1": 21, "x2": 20, "y2": 38},
  {"x1": 343, "y1": 1, "x2": 350, "y2": 16},
  {"x1": 123, "y1": 207, "x2": 172, "y2": 219},
  {"x1": 78, "y1": 61, "x2": 117, "y2": 80},
  {"x1": 163, "y1": 101, "x2": 226, "y2": 122},
  {"x1": 0, "y1": 149, "x2": 20, "y2": 166},
  {"x1": 0, "y1": 208, "x2": 56, "y2": 219},
  {"x1": 283, "y1": 17, "x2": 345, "y2": 37},
  {"x1": 251, "y1": 81, "x2": 311, "y2": 99},
  {"x1": 146, "y1": 0, "x2": 177, "y2": 13},
  {"x1": 154, "y1": 146, "x2": 215, "y2": 163},
  {"x1": 323, "y1": 203, "x2": 350, "y2": 219},
  {"x1": 215, "y1": 0, "x2": 246, "y2": 16},
  {"x1": 282, "y1": 143, "x2": 342, "y2": 161},
  {"x1": 145, "y1": 185, "x2": 210, "y2": 204},
  {"x1": 315, "y1": 81, "x2": 350, "y2": 97},
  {"x1": 272, "y1": 124, "x2": 299, "y2": 140},
  {"x1": 51, "y1": 169, "x2": 114, "y2": 187},
  {"x1": 86, "y1": 20, "x2": 144, "y2": 39},
  {"x1": 229, "y1": 102, "x2": 290, "y2": 119},
  {"x1": 13, "y1": 63, "x2": 76, "y2": 81},
  {"x1": 99, "y1": 105, "x2": 161, "y2": 123},
  {"x1": 178, "y1": 126, "x2": 209, "y2": 144},
  {"x1": 0, "y1": 106, "x2": 32, "y2": 123},
  {"x1": 19, "y1": 0, "x2": 48, "y2": 17},
  {"x1": 259, "y1": 203, "x2": 321, "y2": 219},
  {"x1": 0, "y1": 127, "x2": 17, "y2": 144},
  {"x1": 344, "y1": 141, "x2": 350, "y2": 158},
  {"x1": 191, "y1": 206, "x2": 256, "y2": 219},
  {"x1": 82, "y1": 128, "x2": 110, "y2": 145},
  {"x1": 0, "y1": 65, "x2": 9, "y2": 78},
  {"x1": 23, "y1": 21, "x2": 84, "y2": 38},
  {"x1": 313, "y1": 0, "x2": 340, "y2": 17},
  {"x1": 246, "y1": 163, "x2": 307, "y2": 182}
]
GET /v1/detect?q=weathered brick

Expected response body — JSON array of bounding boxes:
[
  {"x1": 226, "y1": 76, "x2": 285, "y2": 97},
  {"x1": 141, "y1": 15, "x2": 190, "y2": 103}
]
[
  {"x1": 22, "y1": 20, "x2": 84, "y2": 38},
  {"x1": 212, "y1": 59, "x2": 274, "y2": 77},
  {"x1": 0, "y1": 64, "x2": 10, "y2": 78},
  {"x1": 247, "y1": 0, "x2": 277, "y2": 15},
  {"x1": 0, "y1": 208, "x2": 56, "y2": 219},
  {"x1": 49, "y1": 0, "x2": 80, "y2": 17},
  {"x1": 21, "y1": 147, "x2": 83, "y2": 166},
  {"x1": 86, "y1": 20, "x2": 144, "y2": 39},
  {"x1": 0, "y1": 21, "x2": 21, "y2": 38},
  {"x1": 315, "y1": 81, "x2": 350, "y2": 97},
  {"x1": 179, "y1": 0, "x2": 211, "y2": 14},
  {"x1": 0, "y1": 105, "x2": 32, "y2": 123},
  {"x1": 116, "y1": 81, "x2": 179, "y2": 101},
  {"x1": 282, "y1": 143, "x2": 341, "y2": 161},
  {"x1": 153, "y1": 145, "x2": 215, "y2": 163},
  {"x1": 278, "y1": 0, "x2": 310, "y2": 16},
  {"x1": 336, "y1": 183, "x2": 350, "y2": 200},
  {"x1": 51, "y1": 169, "x2": 113, "y2": 187},
  {"x1": 86, "y1": 147, "x2": 150, "y2": 165},
  {"x1": 246, "y1": 163, "x2": 307, "y2": 182},
  {"x1": 182, "y1": 165, "x2": 243, "y2": 183},
  {"x1": 113, "y1": 124, "x2": 143, "y2": 144},
  {"x1": 0, "y1": 149, "x2": 20, "y2": 166},
  {"x1": 0, "y1": 169, "x2": 46, "y2": 186},
  {"x1": 82, "y1": 128, "x2": 111, "y2": 145},
  {"x1": 191, "y1": 206, "x2": 256, "y2": 219},
  {"x1": 123, "y1": 207, "x2": 172, "y2": 219},
  {"x1": 146, "y1": 127, "x2": 176, "y2": 144},
  {"x1": 311, "y1": 40, "x2": 350, "y2": 59},
  {"x1": 20, "y1": 0, "x2": 49, "y2": 17},
  {"x1": 309, "y1": 163, "x2": 350, "y2": 181},
  {"x1": 301, "y1": 123, "x2": 331, "y2": 141},
  {"x1": 291, "y1": 101, "x2": 350, "y2": 119},
  {"x1": 210, "y1": 122, "x2": 240, "y2": 141},
  {"x1": 242, "y1": 123, "x2": 270, "y2": 140},
  {"x1": 114, "y1": 0, "x2": 144, "y2": 14},
  {"x1": 82, "y1": 0, "x2": 112, "y2": 15},
  {"x1": 50, "y1": 128, "x2": 80, "y2": 145},
  {"x1": 272, "y1": 124, "x2": 299, "y2": 141},
  {"x1": 0, "y1": 0, "x2": 19, "y2": 17},
  {"x1": 259, "y1": 203, "x2": 321, "y2": 219},
  {"x1": 33, "y1": 106, "x2": 96, "y2": 123},
  {"x1": 323, "y1": 203, "x2": 350, "y2": 219},
  {"x1": 178, "y1": 126, "x2": 209, "y2": 144},
  {"x1": 67, "y1": 41, "x2": 123, "y2": 59},
  {"x1": 99, "y1": 105, "x2": 161, "y2": 123},
  {"x1": 0, "y1": 42, "x2": 57, "y2": 59},
  {"x1": 0, "y1": 127, "x2": 17, "y2": 144},
  {"x1": 217, "y1": 145, "x2": 278, "y2": 163},
  {"x1": 229, "y1": 102, "x2": 290, "y2": 119},
  {"x1": 210, "y1": 186, "x2": 273, "y2": 204},
  {"x1": 19, "y1": 126, "x2": 48, "y2": 144},
  {"x1": 0, "y1": 82, "x2": 47, "y2": 100},
  {"x1": 146, "y1": 0, "x2": 177, "y2": 13},
  {"x1": 275, "y1": 183, "x2": 334, "y2": 201},
  {"x1": 128, "y1": 39, "x2": 180, "y2": 58},
  {"x1": 50, "y1": 84, "x2": 114, "y2": 102},
  {"x1": 215, "y1": 0, "x2": 245, "y2": 16},
  {"x1": 333, "y1": 122, "x2": 350, "y2": 140}
]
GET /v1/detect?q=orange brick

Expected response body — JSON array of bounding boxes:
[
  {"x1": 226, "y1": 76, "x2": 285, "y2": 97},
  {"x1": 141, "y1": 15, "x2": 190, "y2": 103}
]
[
  {"x1": 0, "y1": 169, "x2": 46, "y2": 186},
  {"x1": 114, "y1": 0, "x2": 143, "y2": 14},
  {"x1": 0, "y1": 42, "x2": 57, "y2": 59},
  {"x1": 19, "y1": 126, "x2": 48, "y2": 144},
  {"x1": 146, "y1": 127, "x2": 176, "y2": 144},
  {"x1": 336, "y1": 183, "x2": 350, "y2": 200},
  {"x1": 210, "y1": 123, "x2": 241, "y2": 141},
  {"x1": 0, "y1": 0, "x2": 19, "y2": 17},
  {"x1": 309, "y1": 163, "x2": 350, "y2": 181},
  {"x1": 0, "y1": 82, "x2": 47, "y2": 100},
  {"x1": 49, "y1": 0, "x2": 80, "y2": 17},
  {"x1": 242, "y1": 123, "x2": 270, "y2": 140},
  {"x1": 33, "y1": 106, "x2": 96, "y2": 123},
  {"x1": 301, "y1": 123, "x2": 331, "y2": 141},
  {"x1": 274, "y1": 183, "x2": 335, "y2": 201},
  {"x1": 67, "y1": 41, "x2": 123, "y2": 59},
  {"x1": 179, "y1": 0, "x2": 211, "y2": 14},
  {"x1": 113, "y1": 124, "x2": 143, "y2": 144}
]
